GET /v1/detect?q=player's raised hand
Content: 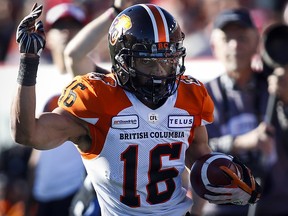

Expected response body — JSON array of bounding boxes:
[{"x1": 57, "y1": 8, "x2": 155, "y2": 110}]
[{"x1": 16, "y1": 3, "x2": 45, "y2": 56}]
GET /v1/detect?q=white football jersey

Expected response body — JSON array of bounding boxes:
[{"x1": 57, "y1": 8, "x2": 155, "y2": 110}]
[{"x1": 59, "y1": 72, "x2": 214, "y2": 215}]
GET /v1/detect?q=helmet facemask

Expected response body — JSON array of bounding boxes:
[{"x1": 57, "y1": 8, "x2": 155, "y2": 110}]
[{"x1": 113, "y1": 41, "x2": 186, "y2": 104}]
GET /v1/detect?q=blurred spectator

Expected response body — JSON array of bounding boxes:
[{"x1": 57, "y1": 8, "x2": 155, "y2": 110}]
[
  {"x1": 152, "y1": 0, "x2": 250, "y2": 59},
  {"x1": 44, "y1": 2, "x2": 87, "y2": 73},
  {"x1": 0, "y1": 144, "x2": 32, "y2": 216},
  {"x1": 72, "y1": 0, "x2": 112, "y2": 21},
  {"x1": 69, "y1": 175, "x2": 100, "y2": 216},
  {"x1": 255, "y1": 66, "x2": 288, "y2": 215},
  {"x1": 191, "y1": 8, "x2": 275, "y2": 216},
  {"x1": 283, "y1": 1, "x2": 288, "y2": 24},
  {"x1": 202, "y1": 0, "x2": 242, "y2": 26},
  {"x1": 28, "y1": 95, "x2": 85, "y2": 216},
  {"x1": 152, "y1": 0, "x2": 212, "y2": 58},
  {"x1": 0, "y1": 0, "x2": 24, "y2": 63},
  {"x1": 256, "y1": 0, "x2": 287, "y2": 22},
  {"x1": 44, "y1": 0, "x2": 73, "y2": 12},
  {"x1": 64, "y1": 0, "x2": 151, "y2": 75},
  {"x1": 26, "y1": 3, "x2": 87, "y2": 216},
  {"x1": 254, "y1": 23, "x2": 288, "y2": 215}
]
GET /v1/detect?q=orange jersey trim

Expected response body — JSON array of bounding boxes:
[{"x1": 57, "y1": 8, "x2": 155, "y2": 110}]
[
  {"x1": 175, "y1": 75, "x2": 214, "y2": 144},
  {"x1": 58, "y1": 73, "x2": 132, "y2": 159}
]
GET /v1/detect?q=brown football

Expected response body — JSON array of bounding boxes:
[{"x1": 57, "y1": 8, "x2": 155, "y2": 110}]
[{"x1": 190, "y1": 153, "x2": 241, "y2": 199}]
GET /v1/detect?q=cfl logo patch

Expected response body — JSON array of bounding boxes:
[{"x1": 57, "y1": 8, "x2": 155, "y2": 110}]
[{"x1": 148, "y1": 113, "x2": 159, "y2": 123}]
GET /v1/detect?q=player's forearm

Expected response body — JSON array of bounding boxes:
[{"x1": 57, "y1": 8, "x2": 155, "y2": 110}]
[
  {"x1": 189, "y1": 189, "x2": 206, "y2": 216},
  {"x1": 11, "y1": 82, "x2": 37, "y2": 146},
  {"x1": 11, "y1": 84, "x2": 68, "y2": 150},
  {"x1": 11, "y1": 53, "x2": 41, "y2": 146},
  {"x1": 64, "y1": 7, "x2": 117, "y2": 75}
]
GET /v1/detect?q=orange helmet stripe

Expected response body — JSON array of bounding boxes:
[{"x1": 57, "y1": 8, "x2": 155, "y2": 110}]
[{"x1": 141, "y1": 4, "x2": 169, "y2": 43}]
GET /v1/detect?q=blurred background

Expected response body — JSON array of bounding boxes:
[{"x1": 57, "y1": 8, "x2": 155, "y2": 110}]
[
  {"x1": 2, "y1": 0, "x2": 287, "y2": 146},
  {"x1": 1, "y1": 0, "x2": 288, "y2": 215}
]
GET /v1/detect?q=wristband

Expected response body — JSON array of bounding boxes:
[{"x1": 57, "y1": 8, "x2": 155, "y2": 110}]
[{"x1": 17, "y1": 56, "x2": 39, "y2": 86}]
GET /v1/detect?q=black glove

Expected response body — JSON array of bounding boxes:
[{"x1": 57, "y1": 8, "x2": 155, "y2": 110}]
[
  {"x1": 204, "y1": 156, "x2": 262, "y2": 205},
  {"x1": 16, "y1": 3, "x2": 45, "y2": 56}
]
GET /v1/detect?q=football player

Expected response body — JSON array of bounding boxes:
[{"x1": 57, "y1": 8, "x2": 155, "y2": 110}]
[{"x1": 11, "y1": 3, "x2": 260, "y2": 215}]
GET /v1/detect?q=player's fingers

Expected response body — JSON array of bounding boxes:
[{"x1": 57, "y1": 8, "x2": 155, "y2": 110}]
[
  {"x1": 16, "y1": 31, "x2": 27, "y2": 44},
  {"x1": 205, "y1": 185, "x2": 235, "y2": 194},
  {"x1": 19, "y1": 4, "x2": 43, "y2": 31},
  {"x1": 35, "y1": 20, "x2": 45, "y2": 33},
  {"x1": 204, "y1": 194, "x2": 231, "y2": 202},
  {"x1": 205, "y1": 194, "x2": 231, "y2": 200},
  {"x1": 31, "y1": 4, "x2": 43, "y2": 20},
  {"x1": 31, "y1": 2, "x2": 38, "y2": 11}
]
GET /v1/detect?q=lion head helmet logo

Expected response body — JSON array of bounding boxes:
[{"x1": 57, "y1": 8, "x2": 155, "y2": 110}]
[{"x1": 109, "y1": 14, "x2": 132, "y2": 46}]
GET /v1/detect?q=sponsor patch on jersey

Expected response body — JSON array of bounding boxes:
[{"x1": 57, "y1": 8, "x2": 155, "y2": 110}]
[
  {"x1": 168, "y1": 115, "x2": 194, "y2": 128},
  {"x1": 111, "y1": 115, "x2": 139, "y2": 129}
]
